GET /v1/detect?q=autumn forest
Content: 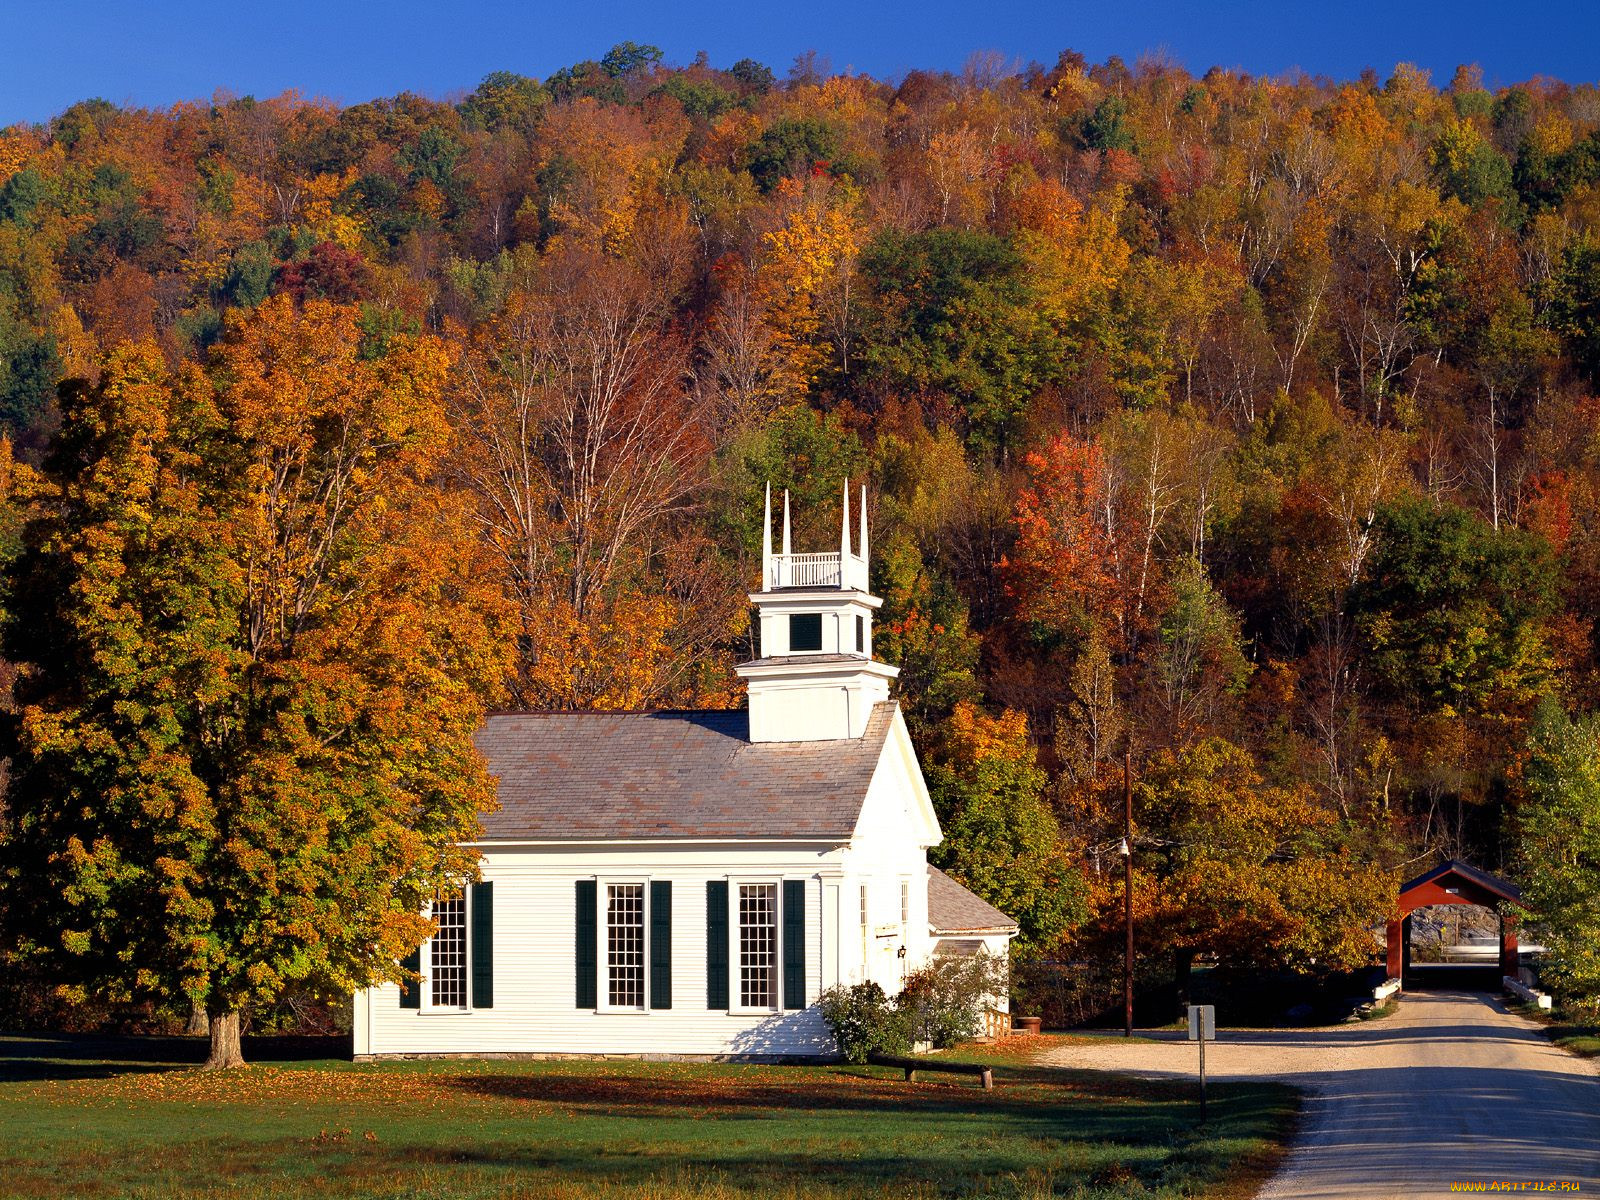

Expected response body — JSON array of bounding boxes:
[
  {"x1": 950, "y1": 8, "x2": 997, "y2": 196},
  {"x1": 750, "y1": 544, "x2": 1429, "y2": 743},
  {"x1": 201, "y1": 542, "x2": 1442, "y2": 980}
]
[{"x1": 5, "y1": 43, "x2": 1600, "y2": 1026}]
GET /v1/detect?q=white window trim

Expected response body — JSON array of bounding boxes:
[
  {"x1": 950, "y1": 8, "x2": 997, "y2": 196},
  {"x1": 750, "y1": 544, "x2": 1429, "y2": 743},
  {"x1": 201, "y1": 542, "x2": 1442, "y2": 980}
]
[
  {"x1": 420, "y1": 890, "x2": 473, "y2": 1015},
  {"x1": 727, "y1": 876, "x2": 793, "y2": 1016},
  {"x1": 597, "y1": 876, "x2": 651, "y2": 1014}
]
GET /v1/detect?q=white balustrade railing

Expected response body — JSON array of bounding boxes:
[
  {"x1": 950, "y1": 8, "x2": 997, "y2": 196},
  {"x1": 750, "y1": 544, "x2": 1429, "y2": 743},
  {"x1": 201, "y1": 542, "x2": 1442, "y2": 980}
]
[
  {"x1": 770, "y1": 552, "x2": 840, "y2": 589},
  {"x1": 768, "y1": 552, "x2": 869, "y2": 591}
]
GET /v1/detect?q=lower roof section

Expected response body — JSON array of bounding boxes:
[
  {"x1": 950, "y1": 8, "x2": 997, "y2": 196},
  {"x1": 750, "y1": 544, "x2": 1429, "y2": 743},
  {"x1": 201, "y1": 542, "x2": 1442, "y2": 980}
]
[{"x1": 927, "y1": 865, "x2": 1018, "y2": 936}]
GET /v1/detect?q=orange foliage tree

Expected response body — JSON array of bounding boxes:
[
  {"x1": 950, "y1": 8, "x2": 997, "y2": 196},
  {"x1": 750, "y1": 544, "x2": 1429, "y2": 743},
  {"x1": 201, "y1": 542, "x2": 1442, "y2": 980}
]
[
  {"x1": 1008, "y1": 432, "x2": 1124, "y2": 644},
  {"x1": 1073, "y1": 737, "x2": 1391, "y2": 985},
  {"x1": 2, "y1": 303, "x2": 512, "y2": 1067}
]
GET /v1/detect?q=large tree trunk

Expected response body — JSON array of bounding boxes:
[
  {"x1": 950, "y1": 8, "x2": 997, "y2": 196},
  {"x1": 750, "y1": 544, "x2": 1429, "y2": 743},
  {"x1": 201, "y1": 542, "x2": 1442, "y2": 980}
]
[
  {"x1": 185, "y1": 1002, "x2": 209, "y2": 1037},
  {"x1": 201, "y1": 1011, "x2": 246, "y2": 1070}
]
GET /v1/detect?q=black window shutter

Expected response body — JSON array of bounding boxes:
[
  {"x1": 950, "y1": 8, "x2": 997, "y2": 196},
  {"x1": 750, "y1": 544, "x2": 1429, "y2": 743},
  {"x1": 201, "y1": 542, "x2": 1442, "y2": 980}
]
[
  {"x1": 706, "y1": 880, "x2": 729, "y2": 1010},
  {"x1": 575, "y1": 879, "x2": 598, "y2": 1009},
  {"x1": 470, "y1": 881, "x2": 494, "y2": 1009},
  {"x1": 399, "y1": 944, "x2": 422, "y2": 1009},
  {"x1": 650, "y1": 880, "x2": 672, "y2": 1010},
  {"x1": 783, "y1": 879, "x2": 806, "y2": 1009}
]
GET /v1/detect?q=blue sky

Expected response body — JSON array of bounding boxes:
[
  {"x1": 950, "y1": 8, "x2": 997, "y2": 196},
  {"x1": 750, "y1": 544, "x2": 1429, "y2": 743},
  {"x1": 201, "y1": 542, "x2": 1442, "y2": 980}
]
[{"x1": 3, "y1": 1, "x2": 1597, "y2": 125}]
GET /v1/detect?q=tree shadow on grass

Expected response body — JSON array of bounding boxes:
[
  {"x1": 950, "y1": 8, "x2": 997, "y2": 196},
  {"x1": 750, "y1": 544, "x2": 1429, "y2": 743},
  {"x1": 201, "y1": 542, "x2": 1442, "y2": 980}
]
[
  {"x1": 449, "y1": 1067, "x2": 1034, "y2": 1118},
  {"x1": 0, "y1": 1033, "x2": 351, "y2": 1082},
  {"x1": 443, "y1": 1065, "x2": 1278, "y2": 1144}
]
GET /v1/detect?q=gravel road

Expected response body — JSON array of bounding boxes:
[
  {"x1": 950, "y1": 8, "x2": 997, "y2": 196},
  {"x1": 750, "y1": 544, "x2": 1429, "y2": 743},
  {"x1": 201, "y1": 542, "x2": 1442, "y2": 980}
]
[{"x1": 1034, "y1": 990, "x2": 1600, "y2": 1198}]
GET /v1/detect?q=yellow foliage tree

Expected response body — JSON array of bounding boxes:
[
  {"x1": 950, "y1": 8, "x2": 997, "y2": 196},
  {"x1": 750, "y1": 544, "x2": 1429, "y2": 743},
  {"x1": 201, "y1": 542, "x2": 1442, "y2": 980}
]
[{"x1": 757, "y1": 180, "x2": 865, "y2": 390}]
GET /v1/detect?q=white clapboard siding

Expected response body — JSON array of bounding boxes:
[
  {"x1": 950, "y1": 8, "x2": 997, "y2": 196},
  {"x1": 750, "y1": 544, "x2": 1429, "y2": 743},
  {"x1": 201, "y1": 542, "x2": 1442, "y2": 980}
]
[{"x1": 358, "y1": 843, "x2": 868, "y2": 1059}]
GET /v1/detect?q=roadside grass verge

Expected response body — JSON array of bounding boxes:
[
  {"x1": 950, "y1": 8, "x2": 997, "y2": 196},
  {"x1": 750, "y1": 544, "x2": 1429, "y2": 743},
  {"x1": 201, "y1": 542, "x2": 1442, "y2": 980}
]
[
  {"x1": 1553, "y1": 1025, "x2": 1600, "y2": 1056},
  {"x1": 1350, "y1": 997, "x2": 1399, "y2": 1022},
  {"x1": 0, "y1": 1032, "x2": 1296, "y2": 1199},
  {"x1": 1512, "y1": 1002, "x2": 1600, "y2": 1057}
]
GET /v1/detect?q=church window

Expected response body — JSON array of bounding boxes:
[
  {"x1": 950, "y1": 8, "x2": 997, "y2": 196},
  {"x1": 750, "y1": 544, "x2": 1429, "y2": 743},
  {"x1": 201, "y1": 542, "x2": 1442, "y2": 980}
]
[
  {"x1": 789, "y1": 612, "x2": 823, "y2": 652},
  {"x1": 607, "y1": 884, "x2": 646, "y2": 1008},
  {"x1": 855, "y1": 614, "x2": 864, "y2": 653},
  {"x1": 738, "y1": 884, "x2": 778, "y2": 1008},
  {"x1": 429, "y1": 893, "x2": 467, "y2": 1009},
  {"x1": 901, "y1": 880, "x2": 909, "y2": 924},
  {"x1": 859, "y1": 883, "x2": 869, "y2": 925},
  {"x1": 405, "y1": 884, "x2": 493, "y2": 1012}
]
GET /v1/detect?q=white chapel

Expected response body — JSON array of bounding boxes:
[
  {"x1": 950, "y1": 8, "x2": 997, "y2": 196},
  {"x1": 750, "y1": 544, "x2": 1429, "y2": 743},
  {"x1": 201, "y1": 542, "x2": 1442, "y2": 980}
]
[{"x1": 352, "y1": 484, "x2": 1016, "y2": 1060}]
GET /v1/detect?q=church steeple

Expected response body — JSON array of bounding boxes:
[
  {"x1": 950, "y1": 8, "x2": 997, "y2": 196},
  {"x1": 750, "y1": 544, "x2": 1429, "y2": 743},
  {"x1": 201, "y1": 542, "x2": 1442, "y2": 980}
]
[{"x1": 738, "y1": 481, "x2": 899, "y2": 742}]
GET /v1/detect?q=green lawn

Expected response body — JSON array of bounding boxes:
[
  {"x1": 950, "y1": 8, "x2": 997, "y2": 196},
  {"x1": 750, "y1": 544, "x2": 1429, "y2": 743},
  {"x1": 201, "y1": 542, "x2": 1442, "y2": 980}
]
[{"x1": 0, "y1": 1033, "x2": 1297, "y2": 1200}]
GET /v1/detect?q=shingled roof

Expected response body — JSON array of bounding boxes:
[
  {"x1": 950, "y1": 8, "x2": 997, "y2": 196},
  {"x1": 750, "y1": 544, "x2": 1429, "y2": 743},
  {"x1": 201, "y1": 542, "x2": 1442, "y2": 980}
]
[
  {"x1": 472, "y1": 702, "x2": 898, "y2": 841},
  {"x1": 1400, "y1": 858, "x2": 1522, "y2": 904},
  {"x1": 927, "y1": 866, "x2": 1018, "y2": 934}
]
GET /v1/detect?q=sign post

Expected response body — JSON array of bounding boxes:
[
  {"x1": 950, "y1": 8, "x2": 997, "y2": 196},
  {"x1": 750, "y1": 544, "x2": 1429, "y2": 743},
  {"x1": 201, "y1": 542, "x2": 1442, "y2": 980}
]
[{"x1": 1187, "y1": 1004, "x2": 1215, "y2": 1123}]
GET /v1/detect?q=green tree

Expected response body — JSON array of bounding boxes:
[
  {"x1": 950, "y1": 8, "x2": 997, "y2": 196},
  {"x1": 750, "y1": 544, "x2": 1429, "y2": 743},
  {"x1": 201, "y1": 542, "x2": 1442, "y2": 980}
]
[
  {"x1": 1515, "y1": 698, "x2": 1600, "y2": 1013},
  {"x1": 926, "y1": 703, "x2": 1085, "y2": 953},
  {"x1": 0, "y1": 306, "x2": 57, "y2": 445},
  {"x1": 860, "y1": 229, "x2": 1061, "y2": 454},
  {"x1": 1078, "y1": 96, "x2": 1136, "y2": 153},
  {"x1": 0, "y1": 169, "x2": 48, "y2": 225},
  {"x1": 653, "y1": 77, "x2": 738, "y2": 121},
  {"x1": 1351, "y1": 497, "x2": 1557, "y2": 718},
  {"x1": 220, "y1": 242, "x2": 275, "y2": 310},
  {"x1": 1553, "y1": 238, "x2": 1600, "y2": 388},
  {"x1": 867, "y1": 425, "x2": 981, "y2": 734},
  {"x1": 459, "y1": 71, "x2": 549, "y2": 134},
  {"x1": 600, "y1": 41, "x2": 664, "y2": 79},
  {"x1": 1523, "y1": 132, "x2": 1600, "y2": 212},
  {"x1": 1432, "y1": 119, "x2": 1519, "y2": 218},
  {"x1": 727, "y1": 58, "x2": 775, "y2": 95},
  {"x1": 0, "y1": 306, "x2": 512, "y2": 1068},
  {"x1": 724, "y1": 404, "x2": 867, "y2": 560},
  {"x1": 1151, "y1": 556, "x2": 1252, "y2": 741},
  {"x1": 869, "y1": 531, "x2": 980, "y2": 737},
  {"x1": 747, "y1": 117, "x2": 844, "y2": 192}
]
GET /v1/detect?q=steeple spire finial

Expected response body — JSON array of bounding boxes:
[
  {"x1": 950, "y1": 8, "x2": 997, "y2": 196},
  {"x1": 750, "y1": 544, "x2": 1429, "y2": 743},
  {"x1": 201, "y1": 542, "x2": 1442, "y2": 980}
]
[
  {"x1": 841, "y1": 478, "x2": 852, "y2": 560},
  {"x1": 761, "y1": 482, "x2": 772, "y2": 590},
  {"x1": 859, "y1": 482, "x2": 868, "y2": 569},
  {"x1": 781, "y1": 489, "x2": 791, "y2": 558}
]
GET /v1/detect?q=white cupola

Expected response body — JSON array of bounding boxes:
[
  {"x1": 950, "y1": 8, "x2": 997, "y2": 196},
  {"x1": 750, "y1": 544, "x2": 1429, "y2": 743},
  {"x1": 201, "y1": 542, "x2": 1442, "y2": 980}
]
[{"x1": 735, "y1": 481, "x2": 900, "y2": 742}]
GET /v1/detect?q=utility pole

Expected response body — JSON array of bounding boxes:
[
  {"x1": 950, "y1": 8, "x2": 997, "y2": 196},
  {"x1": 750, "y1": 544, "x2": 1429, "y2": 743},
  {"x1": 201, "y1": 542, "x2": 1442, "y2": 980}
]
[{"x1": 1123, "y1": 744, "x2": 1134, "y2": 1038}]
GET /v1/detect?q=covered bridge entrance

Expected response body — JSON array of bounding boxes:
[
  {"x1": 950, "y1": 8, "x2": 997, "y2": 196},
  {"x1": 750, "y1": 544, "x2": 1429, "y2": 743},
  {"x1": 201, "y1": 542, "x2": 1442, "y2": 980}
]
[{"x1": 1387, "y1": 860, "x2": 1522, "y2": 987}]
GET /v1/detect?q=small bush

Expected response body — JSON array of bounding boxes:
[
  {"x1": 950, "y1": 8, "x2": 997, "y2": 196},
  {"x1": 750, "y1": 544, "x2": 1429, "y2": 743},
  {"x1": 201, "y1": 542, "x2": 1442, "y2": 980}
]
[
  {"x1": 819, "y1": 954, "x2": 1007, "y2": 1060},
  {"x1": 817, "y1": 982, "x2": 912, "y2": 1063},
  {"x1": 899, "y1": 953, "x2": 1008, "y2": 1048}
]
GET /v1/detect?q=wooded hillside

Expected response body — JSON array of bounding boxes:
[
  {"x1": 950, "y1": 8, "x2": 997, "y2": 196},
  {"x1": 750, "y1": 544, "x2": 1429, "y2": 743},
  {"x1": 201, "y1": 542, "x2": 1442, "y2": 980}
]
[{"x1": 6, "y1": 44, "x2": 1600, "y2": 1009}]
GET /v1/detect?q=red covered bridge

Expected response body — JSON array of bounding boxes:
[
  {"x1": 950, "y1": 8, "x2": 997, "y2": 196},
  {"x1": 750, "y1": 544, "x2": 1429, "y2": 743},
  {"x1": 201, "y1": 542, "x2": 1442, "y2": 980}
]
[{"x1": 1386, "y1": 859, "x2": 1523, "y2": 985}]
